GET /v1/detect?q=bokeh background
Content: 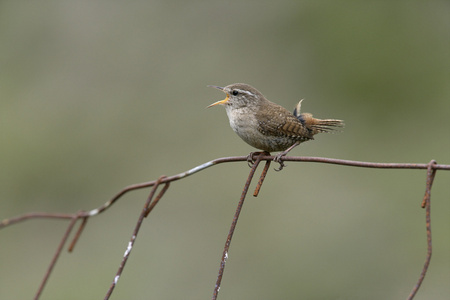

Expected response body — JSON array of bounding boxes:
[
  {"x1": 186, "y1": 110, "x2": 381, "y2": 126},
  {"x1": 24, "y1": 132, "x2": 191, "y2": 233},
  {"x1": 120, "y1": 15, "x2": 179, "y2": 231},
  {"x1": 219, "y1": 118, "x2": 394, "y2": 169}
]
[{"x1": 1, "y1": 1, "x2": 449, "y2": 299}]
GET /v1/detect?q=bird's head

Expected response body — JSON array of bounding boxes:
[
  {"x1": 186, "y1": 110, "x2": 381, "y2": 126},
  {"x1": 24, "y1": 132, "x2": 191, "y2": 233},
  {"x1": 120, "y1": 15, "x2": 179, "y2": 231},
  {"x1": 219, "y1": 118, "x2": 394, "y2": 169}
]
[{"x1": 207, "y1": 83, "x2": 265, "y2": 109}]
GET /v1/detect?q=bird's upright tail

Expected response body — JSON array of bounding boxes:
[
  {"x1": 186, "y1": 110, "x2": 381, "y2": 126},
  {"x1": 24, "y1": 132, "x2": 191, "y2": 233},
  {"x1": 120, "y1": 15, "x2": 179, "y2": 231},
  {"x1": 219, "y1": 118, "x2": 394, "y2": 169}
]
[{"x1": 293, "y1": 99, "x2": 344, "y2": 135}]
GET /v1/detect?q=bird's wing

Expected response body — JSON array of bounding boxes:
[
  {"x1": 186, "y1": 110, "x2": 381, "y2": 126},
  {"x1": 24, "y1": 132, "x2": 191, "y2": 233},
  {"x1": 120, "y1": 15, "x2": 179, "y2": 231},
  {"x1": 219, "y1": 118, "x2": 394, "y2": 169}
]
[{"x1": 256, "y1": 105, "x2": 313, "y2": 140}]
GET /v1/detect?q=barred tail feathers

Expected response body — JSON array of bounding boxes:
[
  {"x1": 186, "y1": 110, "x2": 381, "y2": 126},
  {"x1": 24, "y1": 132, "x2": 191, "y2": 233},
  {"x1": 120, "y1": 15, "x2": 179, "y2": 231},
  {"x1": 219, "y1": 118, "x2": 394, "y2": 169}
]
[
  {"x1": 300, "y1": 113, "x2": 344, "y2": 134},
  {"x1": 293, "y1": 99, "x2": 344, "y2": 134}
]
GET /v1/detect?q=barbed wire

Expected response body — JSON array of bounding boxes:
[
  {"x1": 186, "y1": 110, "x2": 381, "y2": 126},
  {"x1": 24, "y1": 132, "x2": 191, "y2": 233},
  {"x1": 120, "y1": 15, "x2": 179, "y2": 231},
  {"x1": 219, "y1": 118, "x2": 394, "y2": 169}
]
[{"x1": 1, "y1": 155, "x2": 448, "y2": 300}]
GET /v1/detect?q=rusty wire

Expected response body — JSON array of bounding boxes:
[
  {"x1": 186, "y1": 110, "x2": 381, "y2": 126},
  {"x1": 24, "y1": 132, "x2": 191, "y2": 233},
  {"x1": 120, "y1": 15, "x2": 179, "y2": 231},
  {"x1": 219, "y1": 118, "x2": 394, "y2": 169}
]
[
  {"x1": 407, "y1": 160, "x2": 437, "y2": 300},
  {"x1": 34, "y1": 213, "x2": 80, "y2": 300},
  {"x1": 104, "y1": 175, "x2": 169, "y2": 299},
  {"x1": 212, "y1": 154, "x2": 265, "y2": 300},
  {"x1": 0, "y1": 155, "x2": 449, "y2": 300}
]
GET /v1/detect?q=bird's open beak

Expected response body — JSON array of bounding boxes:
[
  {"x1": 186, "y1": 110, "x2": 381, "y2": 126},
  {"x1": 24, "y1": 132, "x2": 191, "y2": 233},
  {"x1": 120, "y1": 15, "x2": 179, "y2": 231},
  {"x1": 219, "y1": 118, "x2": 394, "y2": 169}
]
[{"x1": 207, "y1": 85, "x2": 229, "y2": 108}]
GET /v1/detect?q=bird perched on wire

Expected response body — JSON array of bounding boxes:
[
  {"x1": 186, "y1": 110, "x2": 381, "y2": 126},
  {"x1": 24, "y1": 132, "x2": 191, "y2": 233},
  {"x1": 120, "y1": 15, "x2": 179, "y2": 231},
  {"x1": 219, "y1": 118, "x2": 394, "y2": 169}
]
[{"x1": 207, "y1": 83, "x2": 344, "y2": 170}]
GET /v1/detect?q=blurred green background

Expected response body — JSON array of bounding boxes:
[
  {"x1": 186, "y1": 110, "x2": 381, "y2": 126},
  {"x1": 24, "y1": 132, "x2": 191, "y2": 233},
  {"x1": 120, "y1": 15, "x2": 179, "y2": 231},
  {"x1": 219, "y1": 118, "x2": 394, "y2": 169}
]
[{"x1": 1, "y1": 1, "x2": 449, "y2": 299}]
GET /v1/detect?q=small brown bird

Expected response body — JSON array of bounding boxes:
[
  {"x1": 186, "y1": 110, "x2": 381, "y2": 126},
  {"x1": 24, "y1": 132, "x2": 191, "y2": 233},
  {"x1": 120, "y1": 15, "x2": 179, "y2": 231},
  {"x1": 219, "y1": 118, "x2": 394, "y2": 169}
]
[{"x1": 207, "y1": 83, "x2": 344, "y2": 169}]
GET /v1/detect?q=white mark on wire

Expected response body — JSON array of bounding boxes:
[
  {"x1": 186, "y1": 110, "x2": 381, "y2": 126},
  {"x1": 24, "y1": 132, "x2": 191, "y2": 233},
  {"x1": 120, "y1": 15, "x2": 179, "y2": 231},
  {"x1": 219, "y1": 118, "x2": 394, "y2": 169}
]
[
  {"x1": 124, "y1": 241, "x2": 133, "y2": 257},
  {"x1": 180, "y1": 161, "x2": 214, "y2": 178},
  {"x1": 88, "y1": 208, "x2": 100, "y2": 216},
  {"x1": 114, "y1": 275, "x2": 120, "y2": 285}
]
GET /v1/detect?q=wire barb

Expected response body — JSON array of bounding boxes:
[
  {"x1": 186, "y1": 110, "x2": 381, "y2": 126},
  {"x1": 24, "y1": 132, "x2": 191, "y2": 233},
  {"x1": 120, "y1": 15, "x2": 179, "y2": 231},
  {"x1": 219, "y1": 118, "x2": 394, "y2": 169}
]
[
  {"x1": 407, "y1": 160, "x2": 437, "y2": 300},
  {"x1": 253, "y1": 159, "x2": 271, "y2": 197},
  {"x1": 68, "y1": 215, "x2": 89, "y2": 252}
]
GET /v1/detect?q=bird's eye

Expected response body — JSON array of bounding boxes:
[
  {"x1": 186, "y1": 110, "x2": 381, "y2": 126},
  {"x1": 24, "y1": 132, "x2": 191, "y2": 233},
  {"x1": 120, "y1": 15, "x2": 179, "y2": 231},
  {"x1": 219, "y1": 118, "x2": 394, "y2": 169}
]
[{"x1": 231, "y1": 90, "x2": 239, "y2": 96}]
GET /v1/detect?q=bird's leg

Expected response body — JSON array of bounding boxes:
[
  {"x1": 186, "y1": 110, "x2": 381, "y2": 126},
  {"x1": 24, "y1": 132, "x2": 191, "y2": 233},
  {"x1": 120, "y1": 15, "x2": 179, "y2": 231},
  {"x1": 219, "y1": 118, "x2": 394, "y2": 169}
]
[
  {"x1": 246, "y1": 151, "x2": 261, "y2": 167},
  {"x1": 247, "y1": 151, "x2": 270, "y2": 168},
  {"x1": 273, "y1": 141, "x2": 301, "y2": 171}
]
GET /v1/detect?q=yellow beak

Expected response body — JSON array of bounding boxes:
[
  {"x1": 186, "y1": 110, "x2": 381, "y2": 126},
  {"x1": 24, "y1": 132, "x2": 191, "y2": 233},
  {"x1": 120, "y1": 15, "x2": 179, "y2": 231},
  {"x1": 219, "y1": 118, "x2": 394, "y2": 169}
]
[
  {"x1": 207, "y1": 94, "x2": 229, "y2": 108},
  {"x1": 207, "y1": 85, "x2": 229, "y2": 108}
]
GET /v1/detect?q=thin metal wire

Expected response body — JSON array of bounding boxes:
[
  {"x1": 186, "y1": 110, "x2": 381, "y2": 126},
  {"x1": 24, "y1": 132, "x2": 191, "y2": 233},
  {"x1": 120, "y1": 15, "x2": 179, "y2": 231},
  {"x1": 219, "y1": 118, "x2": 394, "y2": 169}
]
[
  {"x1": 212, "y1": 154, "x2": 264, "y2": 300},
  {"x1": 34, "y1": 212, "x2": 82, "y2": 300},
  {"x1": 1, "y1": 156, "x2": 448, "y2": 229},
  {"x1": 253, "y1": 159, "x2": 271, "y2": 197},
  {"x1": 407, "y1": 160, "x2": 437, "y2": 300},
  {"x1": 0, "y1": 155, "x2": 448, "y2": 300},
  {"x1": 104, "y1": 176, "x2": 168, "y2": 300}
]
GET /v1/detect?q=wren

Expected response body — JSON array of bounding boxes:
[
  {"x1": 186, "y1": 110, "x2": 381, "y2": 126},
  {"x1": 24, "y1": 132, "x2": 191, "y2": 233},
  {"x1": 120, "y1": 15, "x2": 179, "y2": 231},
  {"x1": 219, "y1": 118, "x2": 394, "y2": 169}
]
[{"x1": 207, "y1": 83, "x2": 344, "y2": 170}]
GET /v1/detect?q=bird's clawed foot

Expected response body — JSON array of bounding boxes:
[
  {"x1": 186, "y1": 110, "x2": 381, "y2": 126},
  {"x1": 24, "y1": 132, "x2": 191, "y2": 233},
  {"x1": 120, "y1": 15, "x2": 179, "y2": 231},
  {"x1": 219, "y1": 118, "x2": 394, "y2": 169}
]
[
  {"x1": 246, "y1": 151, "x2": 270, "y2": 168},
  {"x1": 273, "y1": 153, "x2": 287, "y2": 171},
  {"x1": 272, "y1": 141, "x2": 300, "y2": 171},
  {"x1": 247, "y1": 151, "x2": 287, "y2": 171}
]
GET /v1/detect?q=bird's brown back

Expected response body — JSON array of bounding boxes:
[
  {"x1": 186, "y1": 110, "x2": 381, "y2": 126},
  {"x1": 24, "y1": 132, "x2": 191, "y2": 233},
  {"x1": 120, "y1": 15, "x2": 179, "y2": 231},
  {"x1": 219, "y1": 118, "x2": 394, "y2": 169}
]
[{"x1": 255, "y1": 101, "x2": 314, "y2": 141}]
